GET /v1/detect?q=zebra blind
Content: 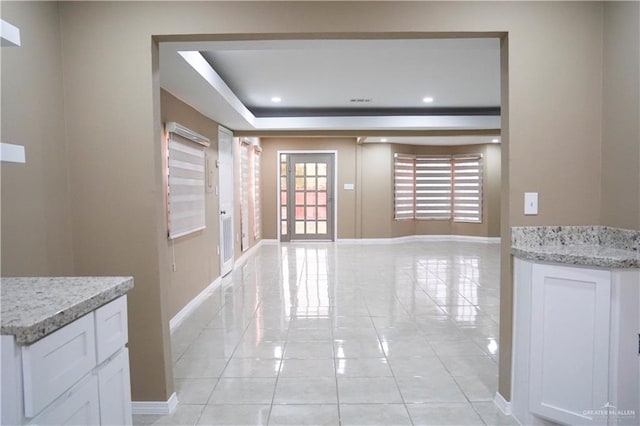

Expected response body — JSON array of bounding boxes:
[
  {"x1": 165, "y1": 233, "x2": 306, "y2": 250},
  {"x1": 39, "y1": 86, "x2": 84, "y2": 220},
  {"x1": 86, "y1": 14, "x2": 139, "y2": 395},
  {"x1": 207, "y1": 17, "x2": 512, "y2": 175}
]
[
  {"x1": 453, "y1": 154, "x2": 483, "y2": 223},
  {"x1": 253, "y1": 147, "x2": 262, "y2": 239},
  {"x1": 167, "y1": 135, "x2": 206, "y2": 239},
  {"x1": 394, "y1": 153, "x2": 415, "y2": 220},
  {"x1": 393, "y1": 153, "x2": 483, "y2": 223},
  {"x1": 240, "y1": 142, "x2": 250, "y2": 251},
  {"x1": 415, "y1": 156, "x2": 452, "y2": 219}
]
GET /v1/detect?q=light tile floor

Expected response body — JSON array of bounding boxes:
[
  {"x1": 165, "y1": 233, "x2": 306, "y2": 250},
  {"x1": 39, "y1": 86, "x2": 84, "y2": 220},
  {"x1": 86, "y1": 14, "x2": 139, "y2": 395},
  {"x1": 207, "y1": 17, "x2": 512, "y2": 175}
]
[{"x1": 134, "y1": 242, "x2": 518, "y2": 425}]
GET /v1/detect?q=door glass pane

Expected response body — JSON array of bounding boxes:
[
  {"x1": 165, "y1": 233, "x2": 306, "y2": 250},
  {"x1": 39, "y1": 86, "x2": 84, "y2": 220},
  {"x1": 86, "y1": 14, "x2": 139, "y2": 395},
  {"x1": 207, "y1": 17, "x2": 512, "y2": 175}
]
[
  {"x1": 295, "y1": 221, "x2": 305, "y2": 234},
  {"x1": 295, "y1": 192, "x2": 304, "y2": 205},
  {"x1": 295, "y1": 206, "x2": 304, "y2": 219},
  {"x1": 280, "y1": 163, "x2": 287, "y2": 176},
  {"x1": 281, "y1": 192, "x2": 287, "y2": 205},
  {"x1": 318, "y1": 206, "x2": 327, "y2": 219},
  {"x1": 318, "y1": 177, "x2": 327, "y2": 191},
  {"x1": 317, "y1": 192, "x2": 327, "y2": 205},
  {"x1": 295, "y1": 178, "x2": 305, "y2": 190},
  {"x1": 295, "y1": 163, "x2": 305, "y2": 176},
  {"x1": 281, "y1": 221, "x2": 287, "y2": 235},
  {"x1": 281, "y1": 206, "x2": 287, "y2": 220},
  {"x1": 306, "y1": 192, "x2": 316, "y2": 205},
  {"x1": 306, "y1": 207, "x2": 316, "y2": 220},
  {"x1": 306, "y1": 163, "x2": 316, "y2": 176},
  {"x1": 317, "y1": 163, "x2": 327, "y2": 176},
  {"x1": 280, "y1": 154, "x2": 287, "y2": 163},
  {"x1": 317, "y1": 221, "x2": 327, "y2": 234},
  {"x1": 306, "y1": 222, "x2": 316, "y2": 234},
  {"x1": 306, "y1": 178, "x2": 316, "y2": 190},
  {"x1": 281, "y1": 177, "x2": 287, "y2": 190}
]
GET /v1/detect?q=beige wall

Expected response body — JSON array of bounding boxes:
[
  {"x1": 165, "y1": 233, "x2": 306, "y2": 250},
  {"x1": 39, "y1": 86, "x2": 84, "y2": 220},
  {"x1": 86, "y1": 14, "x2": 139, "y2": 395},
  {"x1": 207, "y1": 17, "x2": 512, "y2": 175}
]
[
  {"x1": 601, "y1": 1, "x2": 640, "y2": 230},
  {"x1": 1, "y1": 1, "x2": 74, "y2": 276},
  {"x1": 358, "y1": 143, "x2": 396, "y2": 238},
  {"x1": 160, "y1": 90, "x2": 222, "y2": 319},
  {"x1": 2, "y1": 0, "x2": 622, "y2": 403}
]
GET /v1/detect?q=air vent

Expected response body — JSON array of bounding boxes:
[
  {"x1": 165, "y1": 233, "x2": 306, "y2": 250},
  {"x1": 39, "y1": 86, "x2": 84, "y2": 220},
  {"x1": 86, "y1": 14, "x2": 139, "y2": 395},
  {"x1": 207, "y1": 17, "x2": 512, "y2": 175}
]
[{"x1": 350, "y1": 98, "x2": 372, "y2": 103}]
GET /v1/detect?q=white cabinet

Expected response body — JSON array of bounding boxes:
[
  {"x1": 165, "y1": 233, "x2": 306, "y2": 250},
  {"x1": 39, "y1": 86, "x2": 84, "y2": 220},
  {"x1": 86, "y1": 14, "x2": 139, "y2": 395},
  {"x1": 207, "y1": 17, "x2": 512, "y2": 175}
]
[
  {"x1": 512, "y1": 259, "x2": 640, "y2": 426},
  {"x1": 95, "y1": 296, "x2": 128, "y2": 365},
  {"x1": 1, "y1": 296, "x2": 132, "y2": 426},
  {"x1": 28, "y1": 375, "x2": 100, "y2": 426},
  {"x1": 22, "y1": 314, "x2": 97, "y2": 417},
  {"x1": 529, "y1": 264, "x2": 612, "y2": 424},
  {"x1": 97, "y1": 348, "x2": 132, "y2": 425}
]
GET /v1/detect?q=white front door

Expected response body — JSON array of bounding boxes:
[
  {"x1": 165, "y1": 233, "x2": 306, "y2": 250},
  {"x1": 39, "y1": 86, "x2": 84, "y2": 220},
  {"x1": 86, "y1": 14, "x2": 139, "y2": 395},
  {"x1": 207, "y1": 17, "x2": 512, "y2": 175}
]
[{"x1": 218, "y1": 126, "x2": 234, "y2": 276}]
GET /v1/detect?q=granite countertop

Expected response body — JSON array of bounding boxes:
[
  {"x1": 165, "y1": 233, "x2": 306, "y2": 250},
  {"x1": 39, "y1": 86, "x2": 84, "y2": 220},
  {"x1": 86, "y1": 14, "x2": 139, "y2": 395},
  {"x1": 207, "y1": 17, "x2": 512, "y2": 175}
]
[
  {"x1": 1, "y1": 276, "x2": 133, "y2": 345},
  {"x1": 511, "y1": 226, "x2": 639, "y2": 269}
]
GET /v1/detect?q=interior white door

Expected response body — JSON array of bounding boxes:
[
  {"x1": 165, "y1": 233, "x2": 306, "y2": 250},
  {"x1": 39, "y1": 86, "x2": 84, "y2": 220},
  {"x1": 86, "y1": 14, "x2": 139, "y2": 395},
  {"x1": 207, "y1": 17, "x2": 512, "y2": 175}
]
[{"x1": 218, "y1": 126, "x2": 234, "y2": 276}]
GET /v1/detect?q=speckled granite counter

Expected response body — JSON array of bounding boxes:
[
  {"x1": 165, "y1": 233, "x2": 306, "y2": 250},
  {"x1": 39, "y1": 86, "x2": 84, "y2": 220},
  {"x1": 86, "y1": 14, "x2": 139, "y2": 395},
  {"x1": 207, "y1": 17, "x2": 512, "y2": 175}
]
[
  {"x1": 511, "y1": 226, "x2": 639, "y2": 268},
  {"x1": 1, "y1": 276, "x2": 133, "y2": 344}
]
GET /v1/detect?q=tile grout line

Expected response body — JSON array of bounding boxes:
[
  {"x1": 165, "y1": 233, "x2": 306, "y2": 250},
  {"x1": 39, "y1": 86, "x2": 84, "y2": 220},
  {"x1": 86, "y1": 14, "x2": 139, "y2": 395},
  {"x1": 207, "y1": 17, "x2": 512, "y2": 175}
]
[
  {"x1": 331, "y1": 300, "x2": 342, "y2": 426},
  {"x1": 265, "y1": 251, "x2": 295, "y2": 425},
  {"x1": 365, "y1": 299, "x2": 415, "y2": 426}
]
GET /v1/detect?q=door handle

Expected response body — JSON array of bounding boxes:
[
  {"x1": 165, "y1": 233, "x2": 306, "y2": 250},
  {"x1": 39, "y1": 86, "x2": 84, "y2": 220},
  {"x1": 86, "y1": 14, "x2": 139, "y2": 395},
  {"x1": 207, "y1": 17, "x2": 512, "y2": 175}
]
[{"x1": 221, "y1": 210, "x2": 226, "y2": 215}]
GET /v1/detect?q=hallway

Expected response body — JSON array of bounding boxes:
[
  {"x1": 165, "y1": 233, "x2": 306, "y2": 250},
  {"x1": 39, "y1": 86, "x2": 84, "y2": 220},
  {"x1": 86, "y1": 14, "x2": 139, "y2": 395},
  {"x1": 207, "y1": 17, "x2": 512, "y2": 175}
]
[{"x1": 134, "y1": 241, "x2": 516, "y2": 425}]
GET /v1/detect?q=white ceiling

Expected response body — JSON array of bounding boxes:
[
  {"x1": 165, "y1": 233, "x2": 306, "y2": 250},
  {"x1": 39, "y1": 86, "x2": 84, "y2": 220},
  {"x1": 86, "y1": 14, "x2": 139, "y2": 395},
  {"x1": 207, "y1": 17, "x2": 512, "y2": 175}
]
[{"x1": 159, "y1": 38, "x2": 502, "y2": 136}]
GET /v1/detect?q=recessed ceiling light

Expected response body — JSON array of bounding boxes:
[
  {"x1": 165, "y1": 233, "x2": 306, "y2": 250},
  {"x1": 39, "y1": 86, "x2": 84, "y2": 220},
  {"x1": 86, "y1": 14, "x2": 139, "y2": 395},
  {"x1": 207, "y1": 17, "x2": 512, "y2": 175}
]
[
  {"x1": 491, "y1": 138, "x2": 500, "y2": 143},
  {"x1": 271, "y1": 96, "x2": 282, "y2": 103},
  {"x1": 381, "y1": 138, "x2": 388, "y2": 142},
  {"x1": 422, "y1": 96, "x2": 434, "y2": 103}
]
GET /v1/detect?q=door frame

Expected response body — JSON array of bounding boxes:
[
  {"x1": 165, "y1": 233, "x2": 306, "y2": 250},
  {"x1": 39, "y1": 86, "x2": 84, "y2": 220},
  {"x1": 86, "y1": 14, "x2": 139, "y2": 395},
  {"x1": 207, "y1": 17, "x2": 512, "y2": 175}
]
[{"x1": 276, "y1": 150, "x2": 338, "y2": 242}]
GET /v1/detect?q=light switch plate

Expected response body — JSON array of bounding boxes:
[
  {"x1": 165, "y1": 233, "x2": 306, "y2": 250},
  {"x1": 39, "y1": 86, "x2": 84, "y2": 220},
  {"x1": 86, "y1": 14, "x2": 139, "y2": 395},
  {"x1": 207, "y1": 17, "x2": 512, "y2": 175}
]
[
  {"x1": 343, "y1": 183, "x2": 355, "y2": 190},
  {"x1": 524, "y1": 192, "x2": 538, "y2": 215}
]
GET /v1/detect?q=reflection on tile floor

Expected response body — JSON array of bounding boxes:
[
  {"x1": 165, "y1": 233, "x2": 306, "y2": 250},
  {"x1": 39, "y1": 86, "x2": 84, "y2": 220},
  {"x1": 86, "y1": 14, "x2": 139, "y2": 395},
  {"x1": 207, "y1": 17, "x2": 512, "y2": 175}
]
[{"x1": 134, "y1": 242, "x2": 518, "y2": 425}]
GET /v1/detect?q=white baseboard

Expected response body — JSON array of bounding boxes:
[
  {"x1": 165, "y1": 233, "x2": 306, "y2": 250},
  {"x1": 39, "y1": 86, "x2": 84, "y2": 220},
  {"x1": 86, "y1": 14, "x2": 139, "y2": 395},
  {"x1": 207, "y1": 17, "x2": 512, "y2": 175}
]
[
  {"x1": 132, "y1": 392, "x2": 178, "y2": 416},
  {"x1": 235, "y1": 239, "x2": 266, "y2": 267},
  {"x1": 169, "y1": 277, "x2": 222, "y2": 332},
  {"x1": 494, "y1": 391, "x2": 513, "y2": 416},
  {"x1": 337, "y1": 235, "x2": 501, "y2": 244}
]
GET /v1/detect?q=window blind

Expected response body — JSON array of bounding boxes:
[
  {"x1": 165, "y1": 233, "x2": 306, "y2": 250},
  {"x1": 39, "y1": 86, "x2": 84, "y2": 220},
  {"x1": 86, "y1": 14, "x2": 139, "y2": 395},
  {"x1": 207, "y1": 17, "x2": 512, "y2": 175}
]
[
  {"x1": 240, "y1": 142, "x2": 250, "y2": 251},
  {"x1": 394, "y1": 153, "x2": 415, "y2": 220},
  {"x1": 393, "y1": 152, "x2": 483, "y2": 223},
  {"x1": 253, "y1": 147, "x2": 262, "y2": 239},
  {"x1": 415, "y1": 156, "x2": 452, "y2": 219},
  {"x1": 452, "y1": 154, "x2": 483, "y2": 223},
  {"x1": 167, "y1": 135, "x2": 206, "y2": 239}
]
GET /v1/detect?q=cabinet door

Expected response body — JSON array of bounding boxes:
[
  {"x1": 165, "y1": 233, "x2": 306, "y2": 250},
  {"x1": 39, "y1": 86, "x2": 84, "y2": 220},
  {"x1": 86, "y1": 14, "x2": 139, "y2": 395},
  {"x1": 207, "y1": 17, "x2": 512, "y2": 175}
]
[
  {"x1": 98, "y1": 348, "x2": 132, "y2": 426},
  {"x1": 22, "y1": 313, "x2": 96, "y2": 417},
  {"x1": 95, "y1": 296, "x2": 128, "y2": 364},
  {"x1": 530, "y1": 263, "x2": 611, "y2": 425},
  {"x1": 28, "y1": 375, "x2": 100, "y2": 425}
]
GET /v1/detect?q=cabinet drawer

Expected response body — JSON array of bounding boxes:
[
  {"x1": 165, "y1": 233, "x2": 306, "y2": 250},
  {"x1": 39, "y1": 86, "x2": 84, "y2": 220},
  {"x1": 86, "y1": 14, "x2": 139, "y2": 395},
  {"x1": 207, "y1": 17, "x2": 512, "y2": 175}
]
[
  {"x1": 28, "y1": 374, "x2": 100, "y2": 426},
  {"x1": 22, "y1": 313, "x2": 96, "y2": 418},
  {"x1": 95, "y1": 296, "x2": 128, "y2": 364}
]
